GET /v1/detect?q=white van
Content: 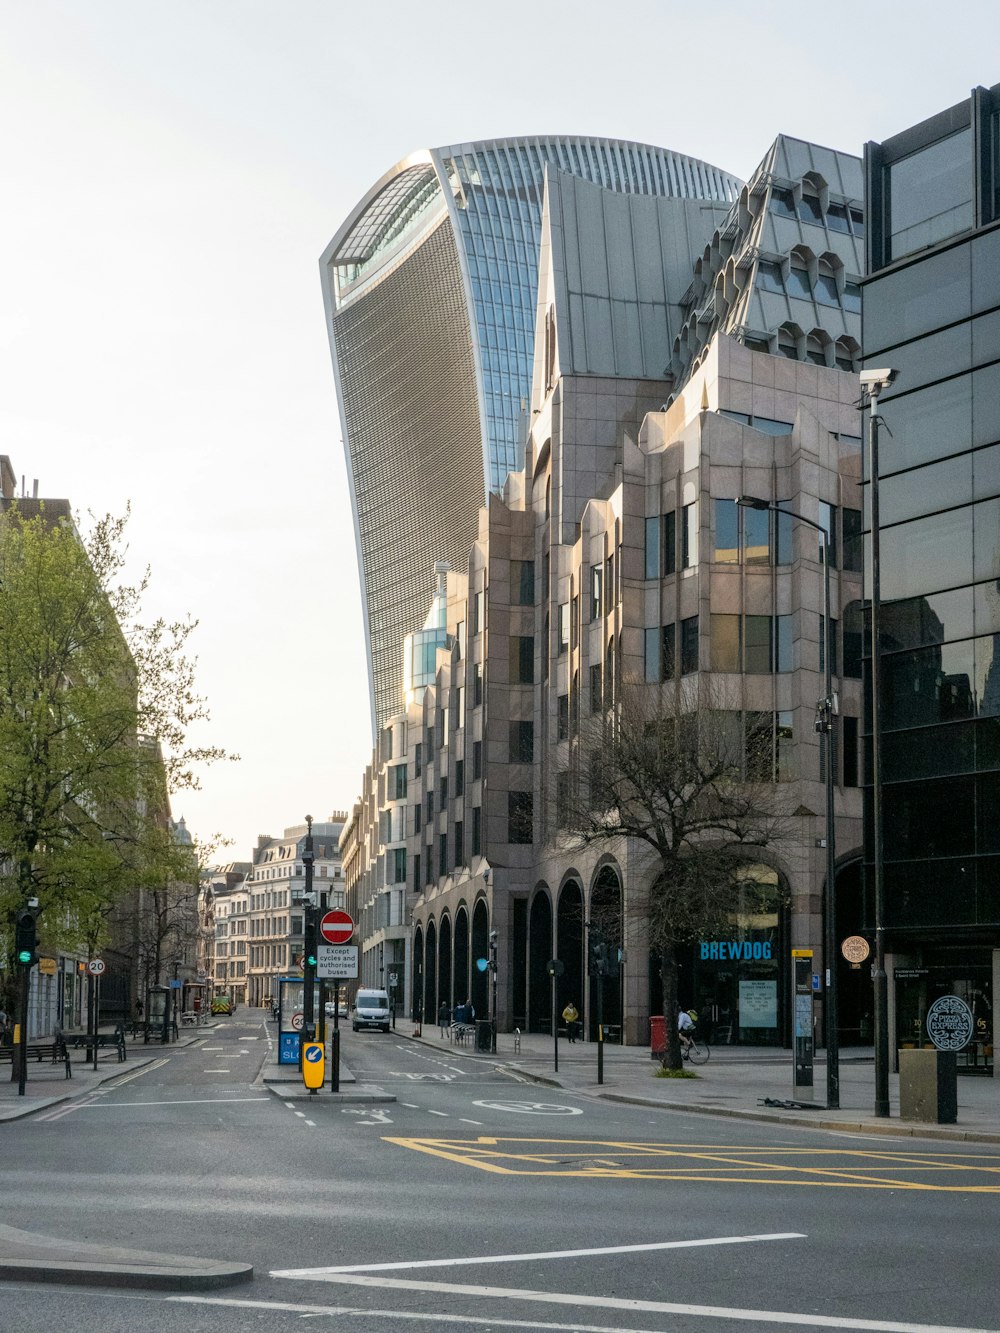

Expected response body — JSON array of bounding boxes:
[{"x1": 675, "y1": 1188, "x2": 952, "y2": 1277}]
[{"x1": 352, "y1": 988, "x2": 391, "y2": 1033}]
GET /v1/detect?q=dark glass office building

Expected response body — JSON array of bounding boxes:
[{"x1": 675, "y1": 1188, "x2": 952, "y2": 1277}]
[{"x1": 864, "y1": 84, "x2": 1000, "y2": 1071}]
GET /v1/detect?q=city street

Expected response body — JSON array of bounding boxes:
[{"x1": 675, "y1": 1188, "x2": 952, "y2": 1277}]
[{"x1": 2, "y1": 1017, "x2": 999, "y2": 1331}]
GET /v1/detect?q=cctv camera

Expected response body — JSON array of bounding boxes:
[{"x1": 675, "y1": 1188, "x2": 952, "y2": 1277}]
[{"x1": 859, "y1": 367, "x2": 898, "y2": 390}]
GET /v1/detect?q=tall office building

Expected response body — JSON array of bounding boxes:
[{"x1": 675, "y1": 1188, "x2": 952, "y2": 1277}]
[
  {"x1": 320, "y1": 138, "x2": 739, "y2": 733},
  {"x1": 864, "y1": 84, "x2": 1000, "y2": 1070}
]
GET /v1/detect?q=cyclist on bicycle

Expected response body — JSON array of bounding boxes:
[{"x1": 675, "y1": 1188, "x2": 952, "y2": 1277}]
[{"x1": 677, "y1": 1007, "x2": 697, "y2": 1054}]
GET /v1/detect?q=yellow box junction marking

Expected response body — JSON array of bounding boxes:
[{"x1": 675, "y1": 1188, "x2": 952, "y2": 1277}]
[{"x1": 383, "y1": 1136, "x2": 1000, "y2": 1192}]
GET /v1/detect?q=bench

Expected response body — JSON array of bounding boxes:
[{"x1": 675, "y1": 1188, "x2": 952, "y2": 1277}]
[
  {"x1": 0, "y1": 1039, "x2": 72, "y2": 1078},
  {"x1": 66, "y1": 1026, "x2": 127, "y2": 1062}
]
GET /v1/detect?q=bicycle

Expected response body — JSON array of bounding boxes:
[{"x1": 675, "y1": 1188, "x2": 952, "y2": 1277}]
[{"x1": 681, "y1": 1030, "x2": 710, "y2": 1064}]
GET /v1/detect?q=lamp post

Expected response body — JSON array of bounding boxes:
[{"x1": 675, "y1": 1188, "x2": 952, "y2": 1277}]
[
  {"x1": 301, "y1": 815, "x2": 316, "y2": 1067},
  {"x1": 860, "y1": 368, "x2": 898, "y2": 1119},
  {"x1": 736, "y1": 496, "x2": 839, "y2": 1109}
]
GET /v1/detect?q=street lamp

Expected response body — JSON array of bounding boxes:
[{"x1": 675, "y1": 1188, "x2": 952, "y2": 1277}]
[
  {"x1": 736, "y1": 496, "x2": 839, "y2": 1109},
  {"x1": 860, "y1": 367, "x2": 898, "y2": 1119}
]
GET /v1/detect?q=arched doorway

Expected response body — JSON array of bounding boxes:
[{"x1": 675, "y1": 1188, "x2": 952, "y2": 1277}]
[
  {"x1": 528, "y1": 889, "x2": 553, "y2": 1032},
  {"x1": 454, "y1": 905, "x2": 470, "y2": 1015},
  {"x1": 412, "y1": 925, "x2": 424, "y2": 1023},
  {"x1": 556, "y1": 879, "x2": 584, "y2": 1025},
  {"x1": 589, "y1": 864, "x2": 623, "y2": 1040},
  {"x1": 438, "y1": 914, "x2": 453, "y2": 1018},
  {"x1": 470, "y1": 899, "x2": 490, "y2": 1017},
  {"x1": 425, "y1": 919, "x2": 438, "y2": 1023}
]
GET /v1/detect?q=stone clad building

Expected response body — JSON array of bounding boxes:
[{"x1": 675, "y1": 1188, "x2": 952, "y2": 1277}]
[{"x1": 343, "y1": 135, "x2": 870, "y2": 1047}]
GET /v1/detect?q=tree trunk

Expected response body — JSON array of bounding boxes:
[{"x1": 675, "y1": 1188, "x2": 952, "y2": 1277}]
[{"x1": 660, "y1": 938, "x2": 683, "y2": 1070}]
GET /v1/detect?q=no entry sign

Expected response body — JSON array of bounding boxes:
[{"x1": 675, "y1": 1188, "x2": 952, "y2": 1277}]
[{"x1": 319, "y1": 909, "x2": 354, "y2": 945}]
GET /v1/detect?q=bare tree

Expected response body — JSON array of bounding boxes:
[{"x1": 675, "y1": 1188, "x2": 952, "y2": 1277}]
[{"x1": 562, "y1": 680, "x2": 788, "y2": 1069}]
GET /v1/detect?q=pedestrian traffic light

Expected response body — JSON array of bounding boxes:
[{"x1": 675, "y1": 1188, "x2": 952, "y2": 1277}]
[
  {"x1": 306, "y1": 952, "x2": 318, "y2": 969},
  {"x1": 15, "y1": 909, "x2": 37, "y2": 967}
]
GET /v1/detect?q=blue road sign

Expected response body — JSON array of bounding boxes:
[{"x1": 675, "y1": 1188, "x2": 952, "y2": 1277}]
[{"x1": 304, "y1": 1044, "x2": 322, "y2": 1063}]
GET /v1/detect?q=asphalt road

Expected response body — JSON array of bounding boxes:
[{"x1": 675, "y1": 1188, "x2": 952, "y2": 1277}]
[{"x1": 3, "y1": 1015, "x2": 1000, "y2": 1332}]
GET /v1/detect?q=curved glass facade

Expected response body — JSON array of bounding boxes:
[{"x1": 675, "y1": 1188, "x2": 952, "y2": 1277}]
[{"x1": 322, "y1": 137, "x2": 739, "y2": 732}]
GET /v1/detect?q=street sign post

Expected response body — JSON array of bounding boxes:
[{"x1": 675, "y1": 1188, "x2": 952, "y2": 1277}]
[
  {"x1": 87, "y1": 959, "x2": 106, "y2": 976},
  {"x1": 316, "y1": 945, "x2": 359, "y2": 980},
  {"x1": 319, "y1": 910, "x2": 354, "y2": 945}
]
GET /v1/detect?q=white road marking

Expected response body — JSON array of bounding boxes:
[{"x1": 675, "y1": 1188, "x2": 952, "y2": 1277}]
[
  {"x1": 72, "y1": 1097, "x2": 271, "y2": 1108},
  {"x1": 472, "y1": 1099, "x2": 582, "y2": 1116},
  {"x1": 460, "y1": 1118, "x2": 484, "y2": 1126},
  {"x1": 305, "y1": 1120, "x2": 316, "y2": 1127},
  {"x1": 401, "y1": 1103, "x2": 419, "y2": 1109},
  {"x1": 427, "y1": 1109, "x2": 448, "y2": 1117},
  {"x1": 202, "y1": 1068, "x2": 232, "y2": 1073},
  {"x1": 275, "y1": 1233, "x2": 804, "y2": 1277},
  {"x1": 177, "y1": 1288, "x2": 997, "y2": 1333}
]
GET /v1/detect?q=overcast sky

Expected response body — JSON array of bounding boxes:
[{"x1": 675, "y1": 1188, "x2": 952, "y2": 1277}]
[{"x1": 1, "y1": 1, "x2": 996, "y2": 860}]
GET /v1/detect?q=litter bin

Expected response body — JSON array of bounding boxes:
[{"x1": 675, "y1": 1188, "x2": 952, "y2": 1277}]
[
  {"x1": 899, "y1": 1047, "x2": 957, "y2": 1124},
  {"x1": 649, "y1": 1014, "x2": 666, "y2": 1059},
  {"x1": 475, "y1": 1020, "x2": 492, "y2": 1053}
]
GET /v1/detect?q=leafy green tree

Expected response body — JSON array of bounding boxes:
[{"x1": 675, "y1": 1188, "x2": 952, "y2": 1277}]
[
  {"x1": 0, "y1": 502, "x2": 231, "y2": 981},
  {"x1": 563, "y1": 683, "x2": 787, "y2": 1069}
]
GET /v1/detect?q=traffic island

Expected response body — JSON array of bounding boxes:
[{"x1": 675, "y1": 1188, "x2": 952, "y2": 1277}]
[{"x1": 0, "y1": 1223, "x2": 253, "y2": 1290}]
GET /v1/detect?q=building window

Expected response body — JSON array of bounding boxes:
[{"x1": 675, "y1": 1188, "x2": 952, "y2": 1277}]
[
  {"x1": 663, "y1": 511, "x2": 677, "y2": 575},
  {"x1": 756, "y1": 259, "x2": 785, "y2": 294},
  {"x1": 439, "y1": 833, "x2": 447, "y2": 878},
  {"x1": 413, "y1": 803, "x2": 422, "y2": 835},
  {"x1": 472, "y1": 806, "x2": 482, "y2": 856},
  {"x1": 826, "y1": 201, "x2": 851, "y2": 234},
  {"x1": 557, "y1": 692, "x2": 570, "y2": 739},
  {"x1": 474, "y1": 663, "x2": 483, "y2": 707},
  {"x1": 776, "y1": 711, "x2": 796, "y2": 782},
  {"x1": 774, "y1": 615, "x2": 794, "y2": 673},
  {"x1": 843, "y1": 716, "x2": 859, "y2": 788},
  {"x1": 558, "y1": 602, "x2": 570, "y2": 655},
  {"x1": 472, "y1": 589, "x2": 485, "y2": 635},
  {"x1": 842, "y1": 282, "x2": 861, "y2": 314},
  {"x1": 473, "y1": 740, "x2": 482, "y2": 780},
  {"x1": 681, "y1": 615, "x2": 699, "y2": 675},
  {"x1": 556, "y1": 771, "x2": 570, "y2": 827},
  {"x1": 590, "y1": 565, "x2": 603, "y2": 620},
  {"x1": 508, "y1": 791, "x2": 533, "y2": 844},
  {"x1": 455, "y1": 758, "x2": 464, "y2": 795},
  {"x1": 414, "y1": 742, "x2": 422, "y2": 778},
  {"x1": 590, "y1": 663, "x2": 603, "y2": 712},
  {"x1": 426, "y1": 791, "x2": 434, "y2": 821},
  {"x1": 818, "y1": 501, "x2": 838, "y2": 567},
  {"x1": 510, "y1": 635, "x2": 534, "y2": 683},
  {"x1": 798, "y1": 191, "x2": 824, "y2": 225},
  {"x1": 645, "y1": 516, "x2": 661, "y2": 579},
  {"x1": 714, "y1": 499, "x2": 739, "y2": 563},
  {"x1": 509, "y1": 720, "x2": 534, "y2": 763},
  {"x1": 511, "y1": 559, "x2": 535, "y2": 605},
  {"x1": 769, "y1": 187, "x2": 796, "y2": 219},
  {"x1": 413, "y1": 854, "x2": 421, "y2": 894},
  {"x1": 439, "y1": 774, "x2": 448, "y2": 804},
  {"x1": 682, "y1": 503, "x2": 697, "y2": 568},
  {"x1": 843, "y1": 508, "x2": 863, "y2": 572},
  {"x1": 710, "y1": 614, "x2": 740, "y2": 672},
  {"x1": 888, "y1": 127, "x2": 974, "y2": 261},
  {"x1": 454, "y1": 821, "x2": 464, "y2": 867},
  {"x1": 661, "y1": 623, "x2": 676, "y2": 681},
  {"x1": 606, "y1": 552, "x2": 616, "y2": 609},
  {"x1": 818, "y1": 617, "x2": 839, "y2": 677},
  {"x1": 392, "y1": 847, "x2": 407, "y2": 885},
  {"x1": 744, "y1": 616, "x2": 771, "y2": 675},
  {"x1": 390, "y1": 763, "x2": 407, "y2": 800},
  {"x1": 644, "y1": 627, "x2": 661, "y2": 681},
  {"x1": 786, "y1": 259, "x2": 813, "y2": 299}
]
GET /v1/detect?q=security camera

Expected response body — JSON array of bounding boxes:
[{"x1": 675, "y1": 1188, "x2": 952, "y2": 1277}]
[{"x1": 859, "y1": 367, "x2": 898, "y2": 389}]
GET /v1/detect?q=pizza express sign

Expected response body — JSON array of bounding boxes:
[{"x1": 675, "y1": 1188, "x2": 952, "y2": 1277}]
[{"x1": 926, "y1": 995, "x2": 975, "y2": 1052}]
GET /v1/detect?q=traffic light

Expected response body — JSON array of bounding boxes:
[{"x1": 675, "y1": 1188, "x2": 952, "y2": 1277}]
[
  {"x1": 305, "y1": 952, "x2": 318, "y2": 969},
  {"x1": 15, "y1": 909, "x2": 37, "y2": 967},
  {"x1": 588, "y1": 933, "x2": 607, "y2": 977}
]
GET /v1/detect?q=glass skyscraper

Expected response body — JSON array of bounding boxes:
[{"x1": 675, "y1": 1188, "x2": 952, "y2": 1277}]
[{"x1": 320, "y1": 137, "x2": 739, "y2": 732}]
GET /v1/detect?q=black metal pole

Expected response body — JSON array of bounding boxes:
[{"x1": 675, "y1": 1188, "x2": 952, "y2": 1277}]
[
  {"x1": 490, "y1": 932, "x2": 498, "y2": 1054},
  {"x1": 301, "y1": 815, "x2": 316, "y2": 1071},
  {"x1": 552, "y1": 972, "x2": 558, "y2": 1074},
  {"x1": 821, "y1": 529, "x2": 839, "y2": 1110},
  {"x1": 869, "y1": 393, "x2": 890, "y2": 1118},
  {"x1": 597, "y1": 969, "x2": 604, "y2": 1086},
  {"x1": 93, "y1": 975, "x2": 100, "y2": 1071},
  {"x1": 16, "y1": 962, "x2": 30, "y2": 1096}
]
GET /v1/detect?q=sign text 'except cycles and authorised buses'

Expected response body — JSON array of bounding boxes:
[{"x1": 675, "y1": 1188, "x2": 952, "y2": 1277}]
[{"x1": 316, "y1": 944, "x2": 359, "y2": 980}]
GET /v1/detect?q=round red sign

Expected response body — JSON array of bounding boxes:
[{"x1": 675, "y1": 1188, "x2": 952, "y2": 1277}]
[{"x1": 319, "y1": 909, "x2": 354, "y2": 945}]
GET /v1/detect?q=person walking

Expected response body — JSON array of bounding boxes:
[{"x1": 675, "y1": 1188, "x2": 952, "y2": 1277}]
[
  {"x1": 562, "y1": 1000, "x2": 580, "y2": 1043},
  {"x1": 438, "y1": 1000, "x2": 450, "y2": 1037}
]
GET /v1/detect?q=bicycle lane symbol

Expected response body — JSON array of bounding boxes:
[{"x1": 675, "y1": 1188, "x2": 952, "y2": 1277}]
[{"x1": 472, "y1": 1100, "x2": 583, "y2": 1115}]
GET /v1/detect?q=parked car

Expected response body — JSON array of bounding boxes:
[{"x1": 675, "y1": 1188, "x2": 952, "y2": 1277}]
[{"x1": 352, "y1": 988, "x2": 390, "y2": 1032}]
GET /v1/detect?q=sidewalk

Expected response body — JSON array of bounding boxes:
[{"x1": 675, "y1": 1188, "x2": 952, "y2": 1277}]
[{"x1": 407, "y1": 1025, "x2": 1000, "y2": 1143}]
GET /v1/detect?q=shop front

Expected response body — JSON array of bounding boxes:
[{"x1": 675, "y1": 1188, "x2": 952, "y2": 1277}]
[
  {"x1": 687, "y1": 867, "x2": 790, "y2": 1048},
  {"x1": 893, "y1": 945, "x2": 994, "y2": 1076}
]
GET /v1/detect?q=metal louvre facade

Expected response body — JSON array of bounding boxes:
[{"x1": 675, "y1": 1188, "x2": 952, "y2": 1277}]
[{"x1": 321, "y1": 137, "x2": 739, "y2": 733}]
